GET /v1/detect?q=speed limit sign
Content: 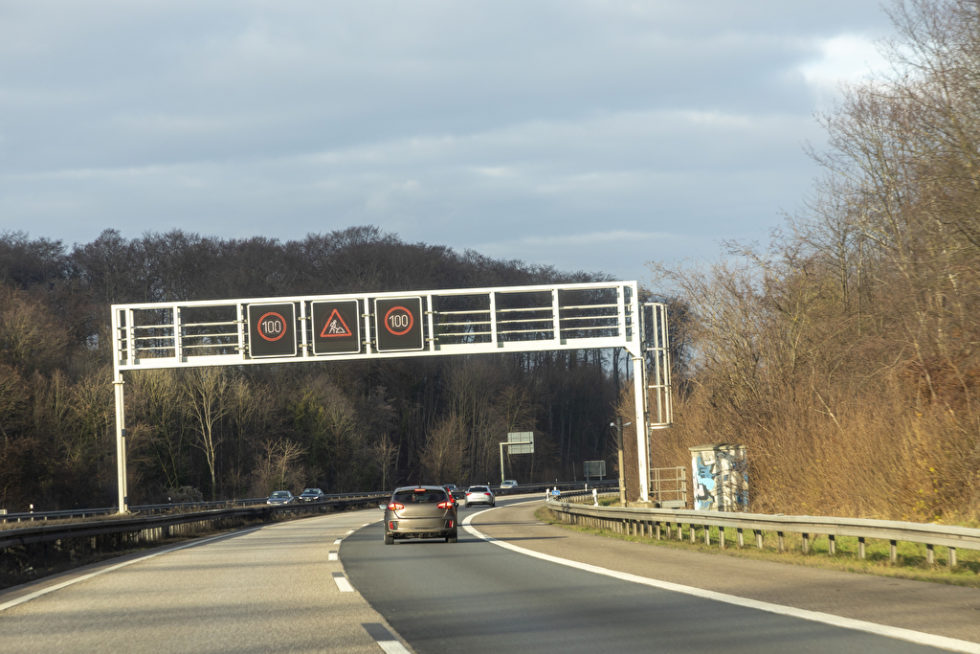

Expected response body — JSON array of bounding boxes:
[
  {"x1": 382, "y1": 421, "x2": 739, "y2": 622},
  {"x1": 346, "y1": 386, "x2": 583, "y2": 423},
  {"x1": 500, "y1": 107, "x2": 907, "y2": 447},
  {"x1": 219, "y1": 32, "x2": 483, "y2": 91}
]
[
  {"x1": 374, "y1": 297, "x2": 423, "y2": 352},
  {"x1": 247, "y1": 302, "x2": 297, "y2": 358}
]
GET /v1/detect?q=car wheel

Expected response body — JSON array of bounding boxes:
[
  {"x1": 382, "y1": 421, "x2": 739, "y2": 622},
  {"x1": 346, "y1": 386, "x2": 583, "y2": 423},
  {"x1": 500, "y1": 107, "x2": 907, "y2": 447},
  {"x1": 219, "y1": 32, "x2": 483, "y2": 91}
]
[
  {"x1": 384, "y1": 533, "x2": 394, "y2": 545},
  {"x1": 447, "y1": 533, "x2": 457, "y2": 543}
]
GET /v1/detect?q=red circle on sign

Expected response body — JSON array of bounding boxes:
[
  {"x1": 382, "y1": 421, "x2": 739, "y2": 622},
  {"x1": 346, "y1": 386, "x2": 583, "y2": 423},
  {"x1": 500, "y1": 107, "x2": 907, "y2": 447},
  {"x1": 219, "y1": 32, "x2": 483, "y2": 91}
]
[
  {"x1": 383, "y1": 305, "x2": 414, "y2": 336},
  {"x1": 257, "y1": 311, "x2": 287, "y2": 342}
]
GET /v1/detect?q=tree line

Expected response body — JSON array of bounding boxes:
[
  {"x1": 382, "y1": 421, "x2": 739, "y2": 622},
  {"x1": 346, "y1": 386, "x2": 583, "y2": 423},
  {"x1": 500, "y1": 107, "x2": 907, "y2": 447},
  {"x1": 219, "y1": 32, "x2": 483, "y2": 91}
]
[
  {"x1": 0, "y1": 226, "x2": 624, "y2": 510},
  {"x1": 4, "y1": 0, "x2": 976, "y2": 524},
  {"x1": 650, "y1": 0, "x2": 979, "y2": 522}
]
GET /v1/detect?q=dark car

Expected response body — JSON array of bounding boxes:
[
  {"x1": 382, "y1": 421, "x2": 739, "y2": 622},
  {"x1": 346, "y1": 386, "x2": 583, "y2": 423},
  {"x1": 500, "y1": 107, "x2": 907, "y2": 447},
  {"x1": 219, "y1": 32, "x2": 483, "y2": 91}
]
[
  {"x1": 298, "y1": 488, "x2": 326, "y2": 502},
  {"x1": 266, "y1": 490, "x2": 295, "y2": 505},
  {"x1": 443, "y1": 484, "x2": 464, "y2": 503},
  {"x1": 382, "y1": 485, "x2": 458, "y2": 544}
]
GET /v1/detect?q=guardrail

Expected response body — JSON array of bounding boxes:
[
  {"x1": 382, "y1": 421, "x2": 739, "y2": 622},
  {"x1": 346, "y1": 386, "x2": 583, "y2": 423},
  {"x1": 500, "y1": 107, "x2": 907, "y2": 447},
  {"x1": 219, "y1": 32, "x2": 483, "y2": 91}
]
[
  {"x1": 0, "y1": 491, "x2": 395, "y2": 525},
  {"x1": 546, "y1": 493, "x2": 980, "y2": 569}
]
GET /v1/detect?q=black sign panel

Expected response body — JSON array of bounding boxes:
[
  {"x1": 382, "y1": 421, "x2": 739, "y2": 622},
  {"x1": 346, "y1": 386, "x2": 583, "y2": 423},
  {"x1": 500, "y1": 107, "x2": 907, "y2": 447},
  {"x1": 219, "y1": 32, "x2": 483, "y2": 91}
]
[
  {"x1": 247, "y1": 303, "x2": 297, "y2": 358},
  {"x1": 311, "y1": 300, "x2": 361, "y2": 355},
  {"x1": 375, "y1": 297, "x2": 424, "y2": 352}
]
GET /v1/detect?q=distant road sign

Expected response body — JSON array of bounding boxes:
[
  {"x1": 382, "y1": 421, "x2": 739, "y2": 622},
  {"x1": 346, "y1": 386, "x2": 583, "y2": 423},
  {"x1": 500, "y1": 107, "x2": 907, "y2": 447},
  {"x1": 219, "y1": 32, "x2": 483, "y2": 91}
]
[
  {"x1": 247, "y1": 303, "x2": 297, "y2": 358},
  {"x1": 312, "y1": 300, "x2": 361, "y2": 355},
  {"x1": 507, "y1": 431, "x2": 534, "y2": 454},
  {"x1": 375, "y1": 297, "x2": 423, "y2": 352}
]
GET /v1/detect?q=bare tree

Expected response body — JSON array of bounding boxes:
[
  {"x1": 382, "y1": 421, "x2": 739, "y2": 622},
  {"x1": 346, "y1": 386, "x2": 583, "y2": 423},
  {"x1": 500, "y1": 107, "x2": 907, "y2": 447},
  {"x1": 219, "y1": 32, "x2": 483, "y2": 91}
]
[{"x1": 183, "y1": 368, "x2": 229, "y2": 500}]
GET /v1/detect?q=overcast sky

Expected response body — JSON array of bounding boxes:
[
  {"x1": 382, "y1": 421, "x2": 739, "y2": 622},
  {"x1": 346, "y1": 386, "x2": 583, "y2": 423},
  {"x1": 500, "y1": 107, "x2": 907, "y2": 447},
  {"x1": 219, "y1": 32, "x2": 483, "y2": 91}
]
[{"x1": 0, "y1": 1, "x2": 895, "y2": 285}]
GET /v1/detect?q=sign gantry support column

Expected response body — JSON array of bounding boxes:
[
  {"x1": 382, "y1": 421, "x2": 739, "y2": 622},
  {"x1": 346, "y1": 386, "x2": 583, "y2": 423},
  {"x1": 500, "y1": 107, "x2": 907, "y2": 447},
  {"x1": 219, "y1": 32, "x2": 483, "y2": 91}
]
[{"x1": 111, "y1": 307, "x2": 129, "y2": 513}]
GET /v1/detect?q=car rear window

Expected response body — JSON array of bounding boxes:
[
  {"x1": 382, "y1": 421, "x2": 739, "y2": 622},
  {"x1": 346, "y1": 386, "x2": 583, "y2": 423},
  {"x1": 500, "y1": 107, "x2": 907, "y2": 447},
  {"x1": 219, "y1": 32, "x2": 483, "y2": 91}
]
[{"x1": 393, "y1": 489, "x2": 447, "y2": 504}]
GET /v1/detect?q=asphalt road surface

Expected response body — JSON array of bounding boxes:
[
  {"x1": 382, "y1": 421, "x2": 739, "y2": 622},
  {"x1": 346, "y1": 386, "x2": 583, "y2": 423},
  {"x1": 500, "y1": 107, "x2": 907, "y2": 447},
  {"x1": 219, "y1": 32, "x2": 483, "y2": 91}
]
[
  {"x1": 343, "y1": 497, "x2": 980, "y2": 654},
  {"x1": 0, "y1": 510, "x2": 407, "y2": 653},
  {"x1": 2, "y1": 497, "x2": 978, "y2": 653}
]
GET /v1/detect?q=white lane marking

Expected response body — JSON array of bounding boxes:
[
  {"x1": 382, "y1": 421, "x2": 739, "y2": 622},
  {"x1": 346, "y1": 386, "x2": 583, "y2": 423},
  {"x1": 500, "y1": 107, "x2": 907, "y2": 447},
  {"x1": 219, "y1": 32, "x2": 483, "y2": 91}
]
[
  {"x1": 0, "y1": 527, "x2": 262, "y2": 613},
  {"x1": 332, "y1": 573, "x2": 354, "y2": 592},
  {"x1": 333, "y1": 538, "x2": 343, "y2": 545},
  {"x1": 377, "y1": 637, "x2": 411, "y2": 654},
  {"x1": 363, "y1": 623, "x2": 411, "y2": 654},
  {"x1": 461, "y1": 511, "x2": 980, "y2": 654},
  {"x1": 328, "y1": 551, "x2": 338, "y2": 561}
]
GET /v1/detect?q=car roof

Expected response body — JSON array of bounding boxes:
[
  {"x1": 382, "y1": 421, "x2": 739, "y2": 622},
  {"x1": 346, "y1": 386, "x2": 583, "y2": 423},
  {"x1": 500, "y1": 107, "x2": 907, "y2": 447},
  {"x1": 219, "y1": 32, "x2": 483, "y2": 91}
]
[{"x1": 393, "y1": 485, "x2": 446, "y2": 492}]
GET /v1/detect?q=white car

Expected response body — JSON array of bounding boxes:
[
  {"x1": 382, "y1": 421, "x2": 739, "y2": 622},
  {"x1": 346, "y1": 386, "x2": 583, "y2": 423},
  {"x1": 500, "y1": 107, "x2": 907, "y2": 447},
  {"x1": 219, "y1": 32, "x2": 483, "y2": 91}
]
[
  {"x1": 464, "y1": 485, "x2": 495, "y2": 506},
  {"x1": 500, "y1": 479, "x2": 518, "y2": 490}
]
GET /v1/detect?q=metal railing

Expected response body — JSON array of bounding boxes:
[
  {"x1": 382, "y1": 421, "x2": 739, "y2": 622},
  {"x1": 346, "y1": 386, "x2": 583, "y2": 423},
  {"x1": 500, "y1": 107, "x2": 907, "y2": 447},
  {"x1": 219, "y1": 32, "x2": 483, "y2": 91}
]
[
  {"x1": 0, "y1": 491, "x2": 392, "y2": 526},
  {"x1": 547, "y1": 494, "x2": 980, "y2": 569}
]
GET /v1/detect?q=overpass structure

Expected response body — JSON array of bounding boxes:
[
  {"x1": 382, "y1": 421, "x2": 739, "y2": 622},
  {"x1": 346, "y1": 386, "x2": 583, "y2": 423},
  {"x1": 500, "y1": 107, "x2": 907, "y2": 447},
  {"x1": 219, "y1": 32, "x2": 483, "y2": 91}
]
[{"x1": 110, "y1": 281, "x2": 671, "y2": 511}]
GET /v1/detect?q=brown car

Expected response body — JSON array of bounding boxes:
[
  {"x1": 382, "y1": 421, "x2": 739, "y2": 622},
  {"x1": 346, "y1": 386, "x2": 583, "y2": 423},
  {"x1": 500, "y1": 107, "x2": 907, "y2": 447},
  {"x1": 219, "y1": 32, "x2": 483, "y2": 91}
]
[{"x1": 382, "y1": 485, "x2": 458, "y2": 544}]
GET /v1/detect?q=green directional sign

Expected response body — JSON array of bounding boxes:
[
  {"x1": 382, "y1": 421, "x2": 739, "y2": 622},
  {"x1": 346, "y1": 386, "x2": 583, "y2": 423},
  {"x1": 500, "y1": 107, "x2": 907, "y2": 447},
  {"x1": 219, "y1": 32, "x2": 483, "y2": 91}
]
[{"x1": 247, "y1": 303, "x2": 297, "y2": 358}]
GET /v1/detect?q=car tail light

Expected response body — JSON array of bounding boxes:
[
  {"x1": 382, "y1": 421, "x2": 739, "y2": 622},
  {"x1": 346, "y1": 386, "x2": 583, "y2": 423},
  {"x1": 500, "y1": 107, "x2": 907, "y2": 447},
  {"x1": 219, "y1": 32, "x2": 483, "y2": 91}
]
[
  {"x1": 387, "y1": 502, "x2": 405, "y2": 510},
  {"x1": 437, "y1": 500, "x2": 453, "y2": 509}
]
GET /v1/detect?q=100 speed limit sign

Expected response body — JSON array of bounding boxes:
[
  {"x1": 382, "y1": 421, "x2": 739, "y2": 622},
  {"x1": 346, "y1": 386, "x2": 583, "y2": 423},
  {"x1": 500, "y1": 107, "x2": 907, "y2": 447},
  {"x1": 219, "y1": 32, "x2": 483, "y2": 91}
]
[
  {"x1": 247, "y1": 303, "x2": 297, "y2": 358},
  {"x1": 374, "y1": 297, "x2": 423, "y2": 352}
]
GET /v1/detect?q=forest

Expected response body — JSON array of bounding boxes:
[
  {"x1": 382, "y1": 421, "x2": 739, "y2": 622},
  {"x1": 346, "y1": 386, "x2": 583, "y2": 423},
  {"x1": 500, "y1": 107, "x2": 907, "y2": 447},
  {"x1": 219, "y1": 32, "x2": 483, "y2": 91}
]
[
  {"x1": 1, "y1": 0, "x2": 977, "y2": 523},
  {"x1": 0, "y1": 226, "x2": 635, "y2": 510},
  {"x1": 651, "y1": 0, "x2": 980, "y2": 523}
]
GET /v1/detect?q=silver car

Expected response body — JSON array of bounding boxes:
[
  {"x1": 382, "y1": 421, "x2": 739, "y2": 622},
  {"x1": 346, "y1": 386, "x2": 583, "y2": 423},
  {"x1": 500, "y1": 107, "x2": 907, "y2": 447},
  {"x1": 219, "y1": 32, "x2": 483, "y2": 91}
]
[
  {"x1": 464, "y1": 485, "x2": 495, "y2": 507},
  {"x1": 383, "y1": 486, "x2": 458, "y2": 544}
]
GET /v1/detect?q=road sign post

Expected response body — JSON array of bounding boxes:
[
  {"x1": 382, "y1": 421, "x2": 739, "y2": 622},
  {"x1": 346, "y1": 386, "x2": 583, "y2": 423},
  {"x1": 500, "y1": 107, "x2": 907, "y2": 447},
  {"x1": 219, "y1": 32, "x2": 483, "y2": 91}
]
[
  {"x1": 500, "y1": 431, "x2": 534, "y2": 483},
  {"x1": 110, "y1": 281, "x2": 669, "y2": 513}
]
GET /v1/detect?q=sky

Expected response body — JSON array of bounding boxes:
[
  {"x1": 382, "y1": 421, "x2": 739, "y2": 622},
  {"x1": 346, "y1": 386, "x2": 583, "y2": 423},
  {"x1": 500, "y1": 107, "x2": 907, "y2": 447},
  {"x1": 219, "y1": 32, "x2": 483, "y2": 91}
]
[{"x1": 0, "y1": 1, "x2": 895, "y2": 287}]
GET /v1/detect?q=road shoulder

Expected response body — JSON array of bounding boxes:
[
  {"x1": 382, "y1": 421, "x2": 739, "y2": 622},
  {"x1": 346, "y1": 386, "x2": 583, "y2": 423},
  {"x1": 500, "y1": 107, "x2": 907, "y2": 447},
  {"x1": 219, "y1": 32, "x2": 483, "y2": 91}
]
[{"x1": 470, "y1": 499, "x2": 980, "y2": 644}]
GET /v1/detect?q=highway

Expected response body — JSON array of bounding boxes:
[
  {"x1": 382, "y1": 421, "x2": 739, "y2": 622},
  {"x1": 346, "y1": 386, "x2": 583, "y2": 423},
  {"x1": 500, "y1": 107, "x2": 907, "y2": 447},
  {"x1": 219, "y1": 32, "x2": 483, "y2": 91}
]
[{"x1": 1, "y1": 496, "x2": 978, "y2": 653}]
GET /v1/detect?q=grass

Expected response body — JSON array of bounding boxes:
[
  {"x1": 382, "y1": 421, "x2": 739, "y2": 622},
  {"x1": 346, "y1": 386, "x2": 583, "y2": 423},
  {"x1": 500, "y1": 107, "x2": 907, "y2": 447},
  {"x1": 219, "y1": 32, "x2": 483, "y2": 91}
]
[{"x1": 535, "y1": 506, "x2": 980, "y2": 588}]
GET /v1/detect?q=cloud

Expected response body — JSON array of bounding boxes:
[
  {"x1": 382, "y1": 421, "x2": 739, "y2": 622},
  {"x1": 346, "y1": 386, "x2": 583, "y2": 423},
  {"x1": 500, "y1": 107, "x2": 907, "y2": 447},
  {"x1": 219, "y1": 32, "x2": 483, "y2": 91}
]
[
  {"x1": 798, "y1": 33, "x2": 889, "y2": 103},
  {"x1": 0, "y1": 1, "x2": 896, "y2": 285}
]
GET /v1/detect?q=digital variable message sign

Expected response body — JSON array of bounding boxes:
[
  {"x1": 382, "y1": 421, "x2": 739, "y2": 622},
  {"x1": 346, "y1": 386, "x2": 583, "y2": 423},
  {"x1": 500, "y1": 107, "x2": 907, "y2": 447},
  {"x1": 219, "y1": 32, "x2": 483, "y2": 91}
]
[
  {"x1": 247, "y1": 302, "x2": 297, "y2": 358},
  {"x1": 374, "y1": 296, "x2": 424, "y2": 352},
  {"x1": 311, "y1": 300, "x2": 361, "y2": 355}
]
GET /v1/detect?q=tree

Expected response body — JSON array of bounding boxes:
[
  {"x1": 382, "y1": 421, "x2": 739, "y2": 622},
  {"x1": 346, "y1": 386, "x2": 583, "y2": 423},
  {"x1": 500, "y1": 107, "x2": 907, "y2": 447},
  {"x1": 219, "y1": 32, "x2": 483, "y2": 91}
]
[{"x1": 182, "y1": 368, "x2": 229, "y2": 500}]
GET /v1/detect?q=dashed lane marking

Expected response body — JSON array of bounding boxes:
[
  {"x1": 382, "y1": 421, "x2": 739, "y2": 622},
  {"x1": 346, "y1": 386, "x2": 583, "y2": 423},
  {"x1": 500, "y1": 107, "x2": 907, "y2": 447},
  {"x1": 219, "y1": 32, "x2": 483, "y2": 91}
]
[{"x1": 332, "y1": 572, "x2": 354, "y2": 592}]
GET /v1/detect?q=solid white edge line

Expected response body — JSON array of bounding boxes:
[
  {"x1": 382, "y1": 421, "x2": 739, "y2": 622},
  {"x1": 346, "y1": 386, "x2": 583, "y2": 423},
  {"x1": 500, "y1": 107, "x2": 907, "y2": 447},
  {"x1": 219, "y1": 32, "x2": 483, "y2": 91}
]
[
  {"x1": 462, "y1": 510, "x2": 980, "y2": 654},
  {"x1": 0, "y1": 527, "x2": 263, "y2": 613}
]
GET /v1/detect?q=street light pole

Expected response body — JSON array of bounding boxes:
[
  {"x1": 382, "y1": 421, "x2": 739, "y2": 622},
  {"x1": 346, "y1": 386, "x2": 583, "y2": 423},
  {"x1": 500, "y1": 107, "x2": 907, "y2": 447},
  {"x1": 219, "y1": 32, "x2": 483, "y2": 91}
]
[
  {"x1": 499, "y1": 441, "x2": 507, "y2": 485},
  {"x1": 611, "y1": 419, "x2": 631, "y2": 506}
]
